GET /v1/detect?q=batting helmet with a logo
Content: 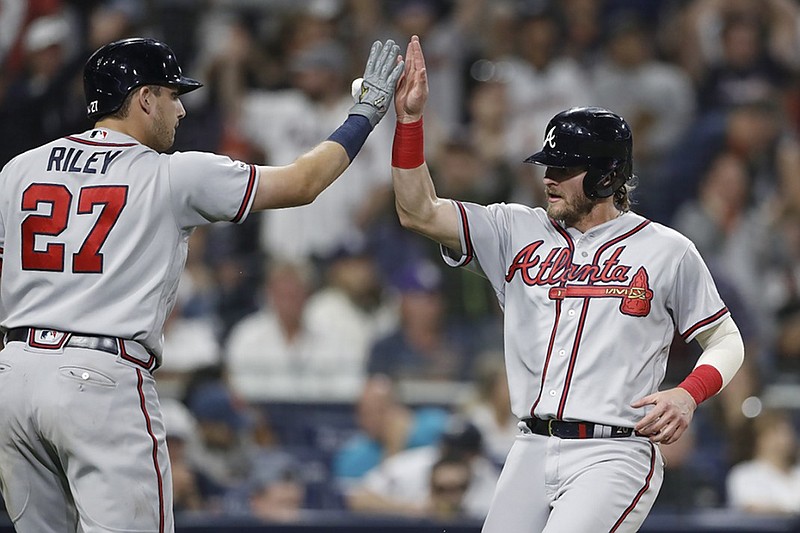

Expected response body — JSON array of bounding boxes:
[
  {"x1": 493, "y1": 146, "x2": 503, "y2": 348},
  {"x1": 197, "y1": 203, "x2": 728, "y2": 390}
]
[
  {"x1": 83, "y1": 38, "x2": 202, "y2": 121},
  {"x1": 524, "y1": 107, "x2": 633, "y2": 199}
]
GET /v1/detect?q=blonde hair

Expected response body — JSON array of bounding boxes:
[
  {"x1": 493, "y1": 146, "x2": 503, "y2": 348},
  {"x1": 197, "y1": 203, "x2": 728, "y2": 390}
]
[{"x1": 613, "y1": 177, "x2": 636, "y2": 212}]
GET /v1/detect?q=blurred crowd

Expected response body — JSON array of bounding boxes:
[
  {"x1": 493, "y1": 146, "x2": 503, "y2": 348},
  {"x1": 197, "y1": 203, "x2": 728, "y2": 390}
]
[{"x1": 3, "y1": 0, "x2": 800, "y2": 525}]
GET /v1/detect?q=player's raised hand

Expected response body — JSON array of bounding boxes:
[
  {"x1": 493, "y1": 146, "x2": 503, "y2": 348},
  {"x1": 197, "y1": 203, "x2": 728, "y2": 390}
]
[
  {"x1": 395, "y1": 35, "x2": 428, "y2": 124},
  {"x1": 349, "y1": 39, "x2": 404, "y2": 128},
  {"x1": 631, "y1": 387, "x2": 697, "y2": 444}
]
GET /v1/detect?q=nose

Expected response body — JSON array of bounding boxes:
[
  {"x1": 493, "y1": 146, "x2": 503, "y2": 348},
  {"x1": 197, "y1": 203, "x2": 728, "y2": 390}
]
[{"x1": 177, "y1": 99, "x2": 186, "y2": 119}]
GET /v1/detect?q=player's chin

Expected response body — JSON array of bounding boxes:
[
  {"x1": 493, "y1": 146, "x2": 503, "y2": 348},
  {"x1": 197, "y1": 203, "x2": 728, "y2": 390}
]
[{"x1": 545, "y1": 200, "x2": 565, "y2": 219}]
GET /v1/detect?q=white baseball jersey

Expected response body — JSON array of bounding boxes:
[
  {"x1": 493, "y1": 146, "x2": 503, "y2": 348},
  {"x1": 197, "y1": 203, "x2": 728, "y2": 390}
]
[
  {"x1": 0, "y1": 128, "x2": 258, "y2": 358},
  {"x1": 441, "y1": 202, "x2": 729, "y2": 428},
  {"x1": 242, "y1": 90, "x2": 391, "y2": 260}
]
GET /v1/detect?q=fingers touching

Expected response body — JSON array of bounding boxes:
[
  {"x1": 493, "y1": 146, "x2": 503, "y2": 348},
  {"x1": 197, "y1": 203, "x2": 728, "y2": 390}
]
[{"x1": 632, "y1": 388, "x2": 695, "y2": 444}]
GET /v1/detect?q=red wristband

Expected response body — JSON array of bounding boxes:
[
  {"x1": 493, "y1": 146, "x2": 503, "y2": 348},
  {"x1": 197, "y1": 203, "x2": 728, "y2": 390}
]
[
  {"x1": 678, "y1": 364, "x2": 723, "y2": 405},
  {"x1": 392, "y1": 118, "x2": 425, "y2": 169}
]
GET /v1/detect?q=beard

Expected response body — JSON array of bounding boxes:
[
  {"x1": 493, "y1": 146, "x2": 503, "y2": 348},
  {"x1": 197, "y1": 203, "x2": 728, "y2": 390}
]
[
  {"x1": 546, "y1": 189, "x2": 596, "y2": 227},
  {"x1": 150, "y1": 109, "x2": 176, "y2": 152}
]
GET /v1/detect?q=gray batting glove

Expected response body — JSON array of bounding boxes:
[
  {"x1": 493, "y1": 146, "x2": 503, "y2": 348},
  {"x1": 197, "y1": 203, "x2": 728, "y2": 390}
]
[{"x1": 349, "y1": 39, "x2": 404, "y2": 128}]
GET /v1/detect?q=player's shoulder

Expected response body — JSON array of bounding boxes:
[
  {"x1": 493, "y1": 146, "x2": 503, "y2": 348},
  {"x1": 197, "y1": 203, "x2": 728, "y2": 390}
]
[
  {"x1": 168, "y1": 150, "x2": 238, "y2": 163},
  {"x1": 11, "y1": 129, "x2": 147, "y2": 160},
  {"x1": 2, "y1": 135, "x2": 66, "y2": 167},
  {"x1": 629, "y1": 212, "x2": 694, "y2": 247},
  {"x1": 167, "y1": 150, "x2": 246, "y2": 173},
  {"x1": 484, "y1": 202, "x2": 548, "y2": 219},
  {"x1": 1, "y1": 136, "x2": 73, "y2": 178}
]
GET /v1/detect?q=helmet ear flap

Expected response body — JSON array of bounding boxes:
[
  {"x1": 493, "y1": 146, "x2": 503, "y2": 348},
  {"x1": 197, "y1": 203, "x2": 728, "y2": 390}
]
[{"x1": 583, "y1": 160, "x2": 626, "y2": 199}]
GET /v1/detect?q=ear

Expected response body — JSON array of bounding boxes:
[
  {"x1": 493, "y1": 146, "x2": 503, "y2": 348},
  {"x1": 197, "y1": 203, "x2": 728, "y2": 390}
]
[{"x1": 135, "y1": 86, "x2": 154, "y2": 115}]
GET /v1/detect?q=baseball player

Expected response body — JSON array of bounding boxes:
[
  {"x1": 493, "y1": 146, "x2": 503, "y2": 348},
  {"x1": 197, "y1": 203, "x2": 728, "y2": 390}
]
[
  {"x1": 0, "y1": 37, "x2": 402, "y2": 533},
  {"x1": 391, "y1": 36, "x2": 745, "y2": 532}
]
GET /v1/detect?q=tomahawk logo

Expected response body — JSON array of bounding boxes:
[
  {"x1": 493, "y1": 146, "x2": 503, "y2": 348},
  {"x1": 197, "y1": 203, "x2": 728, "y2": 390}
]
[{"x1": 544, "y1": 126, "x2": 557, "y2": 148}]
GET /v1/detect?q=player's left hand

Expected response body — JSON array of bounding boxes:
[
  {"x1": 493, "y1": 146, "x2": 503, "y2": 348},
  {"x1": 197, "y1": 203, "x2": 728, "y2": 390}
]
[{"x1": 631, "y1": 387, "x2": 697, "y2": 444}]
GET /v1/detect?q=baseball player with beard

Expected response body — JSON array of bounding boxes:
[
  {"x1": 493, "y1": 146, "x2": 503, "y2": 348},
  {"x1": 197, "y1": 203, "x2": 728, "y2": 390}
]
[
  {"x1": 391, "y1": 36, "x2": 745, "y2": 532},
  {"x1": 0, "y1": 37, "x2": 402, "y2": 532}
]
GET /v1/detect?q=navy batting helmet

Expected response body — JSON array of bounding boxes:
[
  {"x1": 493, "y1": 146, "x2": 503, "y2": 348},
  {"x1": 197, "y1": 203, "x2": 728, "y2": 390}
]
[
  {"x1": 83, "y1": 38, "x2": 202, "y2": 121},
  {"x1": 525, "y1": 107, "x2": 633, "y2": 199}
]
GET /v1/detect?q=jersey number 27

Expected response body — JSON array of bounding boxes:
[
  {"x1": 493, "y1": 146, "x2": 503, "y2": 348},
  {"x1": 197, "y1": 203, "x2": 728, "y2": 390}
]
[{"x1": 21, "y1": 183, "x2": 128, "y2": 273}]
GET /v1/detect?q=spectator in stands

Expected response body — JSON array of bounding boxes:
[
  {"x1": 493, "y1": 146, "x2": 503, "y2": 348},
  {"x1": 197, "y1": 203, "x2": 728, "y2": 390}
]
[
  {"x1": 427, "y1": 453, "x2": 473, "y2": 520},
  {"x1": 726, "y1": 408, "x2": 800, "y2": 515},
  {"x1": 676, "y1": 0, "x2": 800, "y2": 85},
  {"x1": 0, "y1": 13, "x2": 82, "y2": 166},
  {"x1": 558, "y1": 0, "x2": 605, "y2": 68},
  {"x1": 157, "y1": 271, "x2": 222, "y2": 400},
  {"x1": 235, "y1": 37, "x2": 393, "y2": 262},
  {"x1": 773, "y1": 299, "x2": 800, "y2": 380},
  {"x1": 243, "y1": 452, "x2": 307, "y2": 523},
  {"x1": 304, "y1": 242, "x2": 399, "y2": 400},
  {"x1": 332, "y1": 374, "x2": 449, "y2": 488},
  {"x1": 161, "y1": 398, "x2": 205, "y2": 514},
  {"x1": 86, "y1": 0, "x2": 148, "y2": 52},
  {"x1": 656, "y1": 97, "x2": 798, "y2": 225},
  {"x1": 346, "y1": 416, "x2": 499, "y2": 519},
  {"x1": 499, "y1": 4, "x2": 593, "y2": 166},
  {"x1": 226, "y1": 258, "x2": 361, "y2": 401},
  {"x1": 459, "y1": 354, "x2": 516, "y2": 467},
  {"x1": 591, "y1": 10, "x2": 695, "y2": 216},
  {"x1": 461, "y1": 73, "x2": 542, "y2": 208},
  {"x1": 202, "y1": 221, "x2": 263, "y2": 344},
  {"x1": 673, "y1": 151, "x2": 769, "y2": 325},
  {"x1": 382, "y1": 0, "x2": 486, "y2": 141},
  {"x1": 763, "y1": 207, "x2": 800, "y2": 379},
  {"x1": 694, "y1": 7, "x2": 795, "y2": 111},
  {"x1": 367, "y1": 259, "x2": 478, "y2": 383},
  {"x1": 184, "y1": 380, "x2": 261, "y2": 504},
  {"x1": 425, "y1": 137, "x2": 507, "y2": 345},
  {"x1": 463, "y1": 77, "x2": 513, "y2": 178},
  {"x1": 654, "y1": 423, "x2": 723, "y2": 510}
]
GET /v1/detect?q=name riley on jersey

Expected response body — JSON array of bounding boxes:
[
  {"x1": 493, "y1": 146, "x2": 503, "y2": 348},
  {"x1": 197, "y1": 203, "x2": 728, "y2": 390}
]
[{"x1": 47, "y1": 147, "x2": 123, "y2": 174}]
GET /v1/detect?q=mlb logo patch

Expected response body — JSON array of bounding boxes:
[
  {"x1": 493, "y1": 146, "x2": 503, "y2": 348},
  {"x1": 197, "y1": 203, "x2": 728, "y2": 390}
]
[
  {"x1": 90, "y1": 130, "x2": 108, "y2": 140},
  {"x1": 32, "y1": 329, "x2": 67, "y2": 347}
]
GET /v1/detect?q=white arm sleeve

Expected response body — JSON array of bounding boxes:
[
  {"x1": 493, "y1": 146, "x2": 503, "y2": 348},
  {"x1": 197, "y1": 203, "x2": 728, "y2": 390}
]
[{"x1": 692, "y1": 315, "x2": 745, "y2": 389}]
